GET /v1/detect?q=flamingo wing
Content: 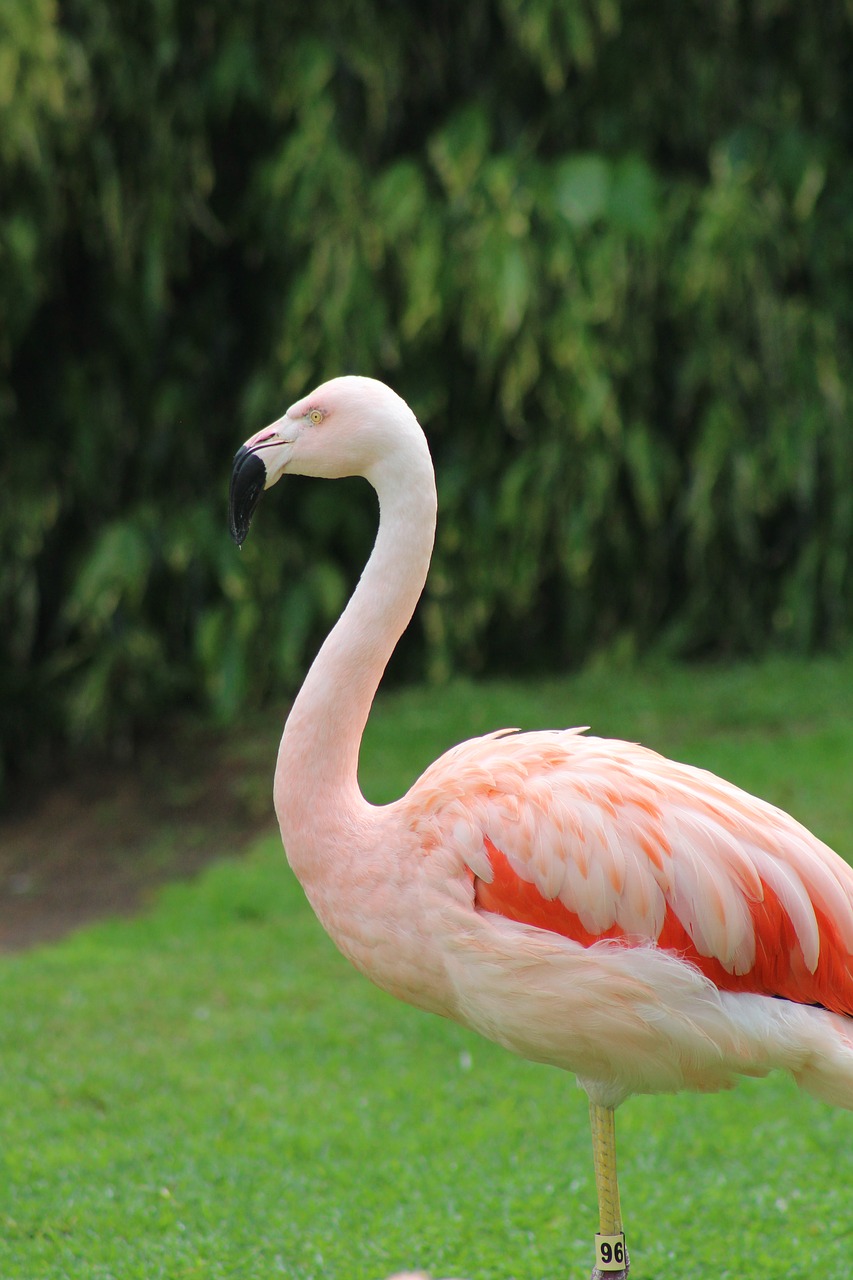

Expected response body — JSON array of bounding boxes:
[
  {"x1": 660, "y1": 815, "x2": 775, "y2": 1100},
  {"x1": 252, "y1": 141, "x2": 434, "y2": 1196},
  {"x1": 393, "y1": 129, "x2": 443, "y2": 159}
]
[{"x1": 405, "y1": 729, "x2": 853, "y2": 1015}]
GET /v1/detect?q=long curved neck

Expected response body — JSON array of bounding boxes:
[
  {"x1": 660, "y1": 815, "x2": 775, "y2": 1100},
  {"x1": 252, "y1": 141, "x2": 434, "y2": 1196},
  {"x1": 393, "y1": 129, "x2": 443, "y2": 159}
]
[{"x1": 274, "y1": 432, "x2": 437, "y2": 866}]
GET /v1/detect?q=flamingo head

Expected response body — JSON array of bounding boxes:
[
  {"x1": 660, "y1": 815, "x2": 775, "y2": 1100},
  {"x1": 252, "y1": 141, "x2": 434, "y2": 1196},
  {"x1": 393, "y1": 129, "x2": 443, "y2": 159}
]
[{"x1": 229, "y1": 374, "x2": 421, "y2": 545}]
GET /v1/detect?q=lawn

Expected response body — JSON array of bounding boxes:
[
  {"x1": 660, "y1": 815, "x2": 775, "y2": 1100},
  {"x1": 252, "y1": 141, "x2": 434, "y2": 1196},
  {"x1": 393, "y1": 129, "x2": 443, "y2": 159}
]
[{"x1": 2, "y1": 655, "x2": 853, "y2": 1279}]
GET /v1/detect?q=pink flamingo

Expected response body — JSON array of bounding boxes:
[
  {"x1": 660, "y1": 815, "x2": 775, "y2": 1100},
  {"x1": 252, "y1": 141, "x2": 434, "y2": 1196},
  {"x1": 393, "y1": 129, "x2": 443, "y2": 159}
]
[{"x1": 230, "y1": 376, "x2": 853, "y2": 1278}]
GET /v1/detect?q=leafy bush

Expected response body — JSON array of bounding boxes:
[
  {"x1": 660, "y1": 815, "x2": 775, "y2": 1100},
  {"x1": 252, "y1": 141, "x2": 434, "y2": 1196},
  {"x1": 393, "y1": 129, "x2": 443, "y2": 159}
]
[{"x1": 2, "y1": 0, "x2": 853, "y2": 793}]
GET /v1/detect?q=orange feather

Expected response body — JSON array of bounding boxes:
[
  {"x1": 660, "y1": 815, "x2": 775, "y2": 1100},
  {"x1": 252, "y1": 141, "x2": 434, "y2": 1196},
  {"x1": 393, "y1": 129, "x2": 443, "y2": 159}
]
[{"x1": 476, "y1": 838, "x2": 853, "y2": 1015}]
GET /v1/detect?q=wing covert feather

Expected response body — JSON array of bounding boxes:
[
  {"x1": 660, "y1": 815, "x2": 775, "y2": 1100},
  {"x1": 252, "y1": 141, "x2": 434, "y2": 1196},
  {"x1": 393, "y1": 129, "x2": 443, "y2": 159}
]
[{"x1": 402, "y1": 728, "x2": 853, "y2": 1014}]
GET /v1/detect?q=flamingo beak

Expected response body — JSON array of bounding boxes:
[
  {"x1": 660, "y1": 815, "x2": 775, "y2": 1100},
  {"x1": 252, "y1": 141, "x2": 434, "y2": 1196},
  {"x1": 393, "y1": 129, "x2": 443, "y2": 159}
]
[{"x1": 229, "y1": 445, "x2": 267, "y2": 546}]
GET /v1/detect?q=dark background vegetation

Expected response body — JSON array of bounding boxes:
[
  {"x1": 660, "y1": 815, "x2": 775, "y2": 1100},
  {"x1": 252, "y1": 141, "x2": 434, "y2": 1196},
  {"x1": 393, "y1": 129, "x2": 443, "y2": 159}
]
[{"x1": 2, "y1": 0, "x2": 853, "y2": 799}]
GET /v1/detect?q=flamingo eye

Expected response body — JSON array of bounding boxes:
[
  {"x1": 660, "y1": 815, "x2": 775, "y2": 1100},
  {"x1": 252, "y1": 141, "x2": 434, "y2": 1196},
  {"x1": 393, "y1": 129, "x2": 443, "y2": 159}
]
[{"x1": 308, "y1": 408, "x2": 325, "y2": 425}]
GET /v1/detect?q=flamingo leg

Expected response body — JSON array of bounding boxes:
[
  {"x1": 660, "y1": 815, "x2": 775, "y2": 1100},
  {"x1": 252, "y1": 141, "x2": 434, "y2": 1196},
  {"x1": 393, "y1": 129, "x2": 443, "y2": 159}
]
[{"x1": 589, "y1": 1101, "x2": 629, "y2": 1279}]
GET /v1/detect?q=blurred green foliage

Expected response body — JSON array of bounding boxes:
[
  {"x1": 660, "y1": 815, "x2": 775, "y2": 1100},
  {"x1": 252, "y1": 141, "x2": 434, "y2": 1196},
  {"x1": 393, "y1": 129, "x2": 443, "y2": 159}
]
[{"x1": 2, "y1": 0, "x2": 852, "y2": 792}]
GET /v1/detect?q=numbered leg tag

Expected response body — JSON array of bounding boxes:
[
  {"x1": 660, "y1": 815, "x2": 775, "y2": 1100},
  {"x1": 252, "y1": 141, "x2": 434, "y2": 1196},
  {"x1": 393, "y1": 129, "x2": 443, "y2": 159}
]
[{"x1": 595, "y1": 1232, "x2": 627, "y2": 1272}]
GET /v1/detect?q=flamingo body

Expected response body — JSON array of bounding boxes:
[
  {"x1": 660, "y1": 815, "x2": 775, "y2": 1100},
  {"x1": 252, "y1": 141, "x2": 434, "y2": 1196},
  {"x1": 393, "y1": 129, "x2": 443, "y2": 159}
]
[
  {"x1": 230, "y1": 375, "x2": 853, "y2": 1273},
  {"x1": 397, "y1": 727, "x2": 853, "y2": 1107},
  {"x1": 411, "y1": 727, "x2": 853, "y2": 1012}
]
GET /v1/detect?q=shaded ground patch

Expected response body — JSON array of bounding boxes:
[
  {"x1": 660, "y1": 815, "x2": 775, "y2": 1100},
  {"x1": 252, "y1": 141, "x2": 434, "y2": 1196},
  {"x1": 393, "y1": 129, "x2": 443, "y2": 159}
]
[{"x1": 0, "y1": 713, "x2": 280, "y2": 951}]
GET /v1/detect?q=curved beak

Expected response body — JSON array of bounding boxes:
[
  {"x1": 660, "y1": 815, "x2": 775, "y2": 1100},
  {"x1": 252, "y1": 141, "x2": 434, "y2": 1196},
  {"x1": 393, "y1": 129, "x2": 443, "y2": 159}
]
[{"x1": 229, "y1": 445, "x2": 268, "y2": 546}]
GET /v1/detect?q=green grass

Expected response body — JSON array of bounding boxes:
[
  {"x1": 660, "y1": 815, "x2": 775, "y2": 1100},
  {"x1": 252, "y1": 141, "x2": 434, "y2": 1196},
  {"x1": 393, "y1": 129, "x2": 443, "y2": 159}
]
[{"x1": 3, "y1": 655, "x2": 853, "y2": 1279}]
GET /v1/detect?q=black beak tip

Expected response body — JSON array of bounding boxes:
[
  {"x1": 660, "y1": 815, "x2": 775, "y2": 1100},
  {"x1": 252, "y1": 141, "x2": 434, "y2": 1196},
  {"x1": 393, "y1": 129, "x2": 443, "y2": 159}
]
[
  {"x1": 229, "y1": 446, "x2": 267, "y2": 546},
  {"x1": 229, "y1": 510, "x2": 254, "y2": 548}
]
